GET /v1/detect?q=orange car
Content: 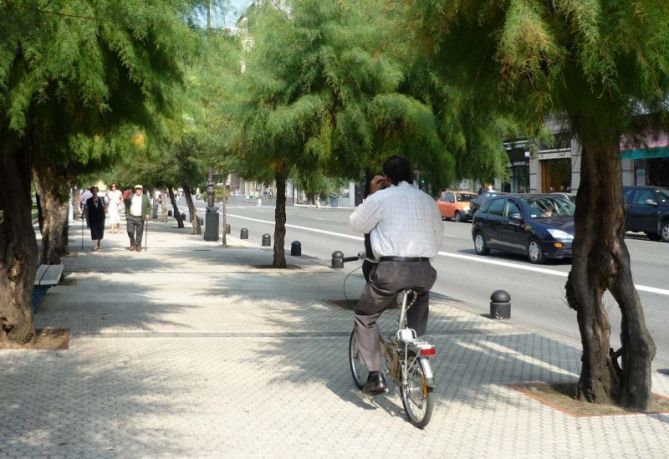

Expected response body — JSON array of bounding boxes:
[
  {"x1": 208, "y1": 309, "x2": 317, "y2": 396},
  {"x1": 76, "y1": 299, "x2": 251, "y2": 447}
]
[{"x1": 437, "y1": 190, "x2": 478, "y2": 222}]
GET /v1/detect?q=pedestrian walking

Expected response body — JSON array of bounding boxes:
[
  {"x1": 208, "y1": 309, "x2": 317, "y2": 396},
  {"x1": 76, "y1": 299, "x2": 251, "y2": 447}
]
[
  {"x1": 124, "y1": 184, "x2": 151, "y2": 252},
  {"x1": 86, "y1": 187, "x2": 107, "y2": 251},
  {"x1": 79, "y1": 187, "x2": 93, "y2": 227},
  {"x1": 106, "y1": 183, "x2": 123, "y2": 234}
]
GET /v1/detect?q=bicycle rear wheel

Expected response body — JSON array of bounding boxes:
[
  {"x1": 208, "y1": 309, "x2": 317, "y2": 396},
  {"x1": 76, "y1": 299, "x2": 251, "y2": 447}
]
[
  {"x1": 400, "y1": 354, "x2": 433, "y2": 429},
  {"x1": 349, "y1": 330, "x2": 369, "y2": 389}
]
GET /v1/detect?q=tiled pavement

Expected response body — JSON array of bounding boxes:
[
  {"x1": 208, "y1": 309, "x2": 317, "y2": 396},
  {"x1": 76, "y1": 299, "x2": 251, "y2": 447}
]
[{"x1": 1, "y1": 220, "x2": 668, "y2": 458}]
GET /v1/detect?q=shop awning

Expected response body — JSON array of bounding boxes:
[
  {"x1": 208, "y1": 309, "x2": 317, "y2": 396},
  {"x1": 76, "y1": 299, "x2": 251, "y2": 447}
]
[{"x1": 621, "y1": 146, "x2": 669, "y2": 160}]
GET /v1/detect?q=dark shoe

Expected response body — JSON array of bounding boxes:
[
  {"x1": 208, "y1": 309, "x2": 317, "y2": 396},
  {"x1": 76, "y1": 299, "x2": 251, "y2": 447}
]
[
  {"x1": 128, "y1": 246, "x2": 135, "y2": 251},
  {"x1": 135, "y1": 245, "x2": 142, "y2": 252},
  {"x1": 362, "y1": 371, "x2": 387, "y2": 395}
]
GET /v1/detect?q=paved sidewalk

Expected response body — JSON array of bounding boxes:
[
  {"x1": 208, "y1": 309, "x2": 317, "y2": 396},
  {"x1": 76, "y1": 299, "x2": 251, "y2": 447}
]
[{"x1": 1, "y1": 220, "x2": 668, "y2": 458}]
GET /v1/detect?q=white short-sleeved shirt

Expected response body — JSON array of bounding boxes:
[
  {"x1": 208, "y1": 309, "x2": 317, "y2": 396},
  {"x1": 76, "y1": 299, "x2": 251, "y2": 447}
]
[{"x1": 349, "y1": 181, "x2": 443, "y2": 259}]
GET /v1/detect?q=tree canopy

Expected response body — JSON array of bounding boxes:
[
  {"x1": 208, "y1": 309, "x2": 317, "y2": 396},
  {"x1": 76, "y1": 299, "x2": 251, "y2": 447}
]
[{"x1": 407, "y1": 0, "x2": 669, "y2": 409}]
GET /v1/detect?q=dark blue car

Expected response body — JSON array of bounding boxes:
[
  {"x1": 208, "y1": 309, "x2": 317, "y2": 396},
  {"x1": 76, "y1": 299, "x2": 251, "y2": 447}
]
[{"x1": 471, "y1": 194, "x2": 575, "y2": 263}]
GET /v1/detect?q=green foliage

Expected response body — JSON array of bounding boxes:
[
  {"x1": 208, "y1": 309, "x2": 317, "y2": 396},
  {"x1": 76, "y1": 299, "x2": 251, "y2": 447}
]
[
  {"x1": 228, "y1": 0, "x2": 454, "y2": 190},
  {"x1": 406, "y1": 0, "x2": 669, "y2": 141},
  {"x1": 0, "y1": 0, "x2": 196, "y2": 175}
]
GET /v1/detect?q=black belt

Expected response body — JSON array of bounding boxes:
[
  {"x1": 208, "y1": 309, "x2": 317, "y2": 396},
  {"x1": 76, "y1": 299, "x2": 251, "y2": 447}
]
[{"x1": 378, "y1": 256, "x2": 430, "y2": 262}]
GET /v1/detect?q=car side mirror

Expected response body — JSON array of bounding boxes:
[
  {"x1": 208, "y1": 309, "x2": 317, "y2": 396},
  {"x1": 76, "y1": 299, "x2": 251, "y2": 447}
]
[
  {"x1": 510, "y1": 213, "x2": 523, "y2": 222},
  {"x1": 645, "y1": 199, "x2": 658, "y2": 206}
]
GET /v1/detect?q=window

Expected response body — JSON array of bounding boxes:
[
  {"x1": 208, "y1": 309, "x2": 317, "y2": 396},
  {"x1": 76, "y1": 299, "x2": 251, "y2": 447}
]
[
  {"x1": 624, "y1": 188, "x2": 635, "y2": 204},
  {"x1": 456, "y1": 193, "x2": 475, "y2": 202},
  {"x1": 526, "y1": 197, "x2": 575, "y2": 218},
  {"x1": 656, "y1": 189, "x2": 669, "y2": 204},
  {"x1": 504, "y1": 201, "x2": 521, "y2": 217},
  {"x1": 635, "y1": 189, "x2": 656, "y2": 206},
  {"x1": 446, "y1": 192, "x2": 455, "y2": 202},
  {"x1": 487, "y1": 198, "x2": 506, "y2": 216}
]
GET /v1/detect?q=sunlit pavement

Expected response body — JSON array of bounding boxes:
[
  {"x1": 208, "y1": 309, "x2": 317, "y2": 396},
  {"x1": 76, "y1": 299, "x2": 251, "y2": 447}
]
[{"x1": 1, "y1": 219, "x2": 668, "y2": 458}]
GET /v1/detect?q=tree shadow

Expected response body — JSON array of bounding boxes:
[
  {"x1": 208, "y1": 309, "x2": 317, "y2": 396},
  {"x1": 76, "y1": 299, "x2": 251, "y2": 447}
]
[
  {"x1": 0, "y1": 345, "x2": 193, "y2": 456},
  {"x1": 195, "y1": 269, "x2": 590, "y2": 426}
]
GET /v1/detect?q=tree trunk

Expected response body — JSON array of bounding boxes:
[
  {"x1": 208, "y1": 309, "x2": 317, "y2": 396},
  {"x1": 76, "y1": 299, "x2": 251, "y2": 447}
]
[
  {"x1": 35, "y1": 193, "x2": 44, "y2": 233},
  {"x1": 72, "y1": 188, "x2": 82, "y2": 220},
  {"x1": 167, "y1": 187, "x2": 184, "y2": 228},
  {"x1": 566, "y1": 137, "x2": 655, "y2": 409},
  {"x1": 273, "y1": 173, "x2": 287, "y2": 268},
  {"x1": 32, "y1": 166, "x2": 70, "y2": 264},
  {"x1": 182, "y1": 184, "x2": 201, "y2": 235},
  {"x1": 0, "y1": 149, "x2": 38, "y2": 346}
]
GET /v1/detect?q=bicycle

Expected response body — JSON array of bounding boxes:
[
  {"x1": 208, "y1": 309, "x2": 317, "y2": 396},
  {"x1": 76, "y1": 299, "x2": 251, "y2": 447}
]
[{"x1": 342, "y1": 253, "x2": 437, "y2": 429}]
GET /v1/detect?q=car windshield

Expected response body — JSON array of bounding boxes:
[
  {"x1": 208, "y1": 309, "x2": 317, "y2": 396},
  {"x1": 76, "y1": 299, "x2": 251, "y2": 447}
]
[
  {"x1": 657, "y1": 189, "x2": 669, "y2": 203},
  {"x1": 456, "y1": 193, "x2": 475, "y2": 202},
  {"x1": 526, "y1": 197, "x2": 575, "y2": 218}
]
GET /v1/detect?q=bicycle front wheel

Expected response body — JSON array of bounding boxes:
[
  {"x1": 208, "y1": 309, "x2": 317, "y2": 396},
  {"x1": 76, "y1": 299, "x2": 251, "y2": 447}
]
[
  {"x1": 349, "y1": 330, "x2": 369, "y2": 389},
  {"x1": 400, "y1": 354, "x2": 433, "y2": 429}
]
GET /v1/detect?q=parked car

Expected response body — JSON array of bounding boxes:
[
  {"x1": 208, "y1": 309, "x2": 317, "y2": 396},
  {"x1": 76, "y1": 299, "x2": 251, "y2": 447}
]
[
  {"x1": 472, "y1": 194, "x2": 575, "y2": 263},
  {"x1": 470, "y1": 190, "x2": 507, "y2": 216},
  {"x1": 437, "y1": 190, "x2": 478, "y2": 222},
  {"x1": 623, "y1": 185, "x2": 669, "y2": 242}
]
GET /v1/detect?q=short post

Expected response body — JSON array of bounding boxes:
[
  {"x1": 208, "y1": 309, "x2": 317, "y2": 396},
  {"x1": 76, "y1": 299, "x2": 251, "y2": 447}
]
[
  {"x1": 290, "y1": 241, "x2": 302, "y2": 256},
  {"x1": 240, "y1": 228, "x2": 248, "y2": 239},
  {"x1": 490, "y1": 290, "x2": 511, "y2": 319},
  {"x1": 225, "y1": 223, "x2": 231, "y2": 234},
  {"x1": 262, "y1": 233, "x2": 271, "y2": 246},
  {"x1": 331, "y1": 250, "x2": 344, "y2": 269}
]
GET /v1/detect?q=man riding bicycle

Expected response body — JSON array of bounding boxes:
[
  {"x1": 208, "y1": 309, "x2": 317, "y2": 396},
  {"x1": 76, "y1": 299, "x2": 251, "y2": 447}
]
[{"x1": 349, "y1": 156, "x2": 442, "y2": 395}]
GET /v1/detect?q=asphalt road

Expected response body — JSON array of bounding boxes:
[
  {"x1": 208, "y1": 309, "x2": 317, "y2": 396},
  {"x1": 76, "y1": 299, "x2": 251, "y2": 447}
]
[{"x1": 187, "y1": 198, "x2": 669, "y2": 370}]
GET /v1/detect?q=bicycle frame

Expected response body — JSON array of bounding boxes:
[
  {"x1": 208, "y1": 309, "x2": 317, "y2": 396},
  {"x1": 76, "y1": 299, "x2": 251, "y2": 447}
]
[{"x1": 383, "y1": 289, "x2": 436, "y2": 390}]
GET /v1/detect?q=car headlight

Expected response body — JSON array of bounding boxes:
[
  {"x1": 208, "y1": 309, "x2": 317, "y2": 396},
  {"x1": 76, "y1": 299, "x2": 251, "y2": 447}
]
[
  {"x1": 547, "y1": 229, "x2": 574, "y2": 240},
  {"x1": 463, "y1": 206, "x2": 470, "y2": 212}
]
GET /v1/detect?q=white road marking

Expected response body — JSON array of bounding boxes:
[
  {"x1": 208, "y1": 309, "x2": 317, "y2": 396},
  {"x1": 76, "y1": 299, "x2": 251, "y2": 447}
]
[{"x1": 227, "y1": 213, "x2": 669, "y2": 297}]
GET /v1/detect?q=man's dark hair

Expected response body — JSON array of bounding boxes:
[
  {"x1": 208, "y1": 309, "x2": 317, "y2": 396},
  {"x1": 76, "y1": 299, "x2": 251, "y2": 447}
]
[{"x1": 382, "y1": 155, "x2": 414, "y2": 186}]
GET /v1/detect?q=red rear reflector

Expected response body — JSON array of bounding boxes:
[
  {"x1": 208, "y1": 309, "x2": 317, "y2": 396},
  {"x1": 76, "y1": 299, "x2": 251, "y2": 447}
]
[{"x1": 420, "y1": 347, "x2": 436, "y2": 357}]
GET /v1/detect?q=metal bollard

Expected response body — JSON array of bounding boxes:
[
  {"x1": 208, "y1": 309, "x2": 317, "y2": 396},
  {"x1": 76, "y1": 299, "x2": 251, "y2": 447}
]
[
  {"x1": 490, "y1": 290, "x2": 511, "y2": 319},
  {"x1": 225, "y1": 224, "x2": 231, "y2": 234},
  {"x1": 331, "y1": 250, "x2": 344, "y2": 269},
  {"x1": 240, "y1": 228, "x2": 248, "y2": 239},
  {"x1": 291, "y1": 241, "x2": 302, "y2": 256},
  {"x1": 262, "y1": 233, "x2": 271, "y2": 246}
]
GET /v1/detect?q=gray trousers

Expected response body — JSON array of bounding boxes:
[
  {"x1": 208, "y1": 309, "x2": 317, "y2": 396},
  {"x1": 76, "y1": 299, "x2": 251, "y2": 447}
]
[
  {"x1": 127, "y1": 215, "x2": 144, "y2": 247},
  {"x1": 354, "y1": 260, "x2": 437, "y2": 372}
]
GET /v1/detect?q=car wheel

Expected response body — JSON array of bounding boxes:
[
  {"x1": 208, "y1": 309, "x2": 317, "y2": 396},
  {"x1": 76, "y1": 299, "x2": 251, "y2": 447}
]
[
  {"x1": 454, "y1": 211, "x2": 462, "y2": 223},
  {"x1": 527, "y1": 238, "x2": 545, "y2": 264},
  {"x1": 645, "y1": 232, "x2": 662, "y2": 241},
  {"x1": 661, "y1": 221, "x2": 669, "y2": 242},
  {"x1": 474, "y1": 231, "x2": 490, "y2": 255}
]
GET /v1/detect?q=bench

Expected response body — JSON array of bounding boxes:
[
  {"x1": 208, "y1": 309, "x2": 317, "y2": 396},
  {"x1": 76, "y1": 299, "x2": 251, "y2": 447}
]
[{"x1": 32, "y1": 264, "x2": 64, "y2": 313}]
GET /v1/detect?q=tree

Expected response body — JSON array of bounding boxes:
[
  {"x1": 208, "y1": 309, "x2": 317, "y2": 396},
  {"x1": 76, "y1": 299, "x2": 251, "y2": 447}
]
[
  {"x1": 0, "y1": 0, "x2": 193, "y2": 345},
  {"x1": 407, "y1": 0, "x2": 666, "y2": 409},
  {"x1": 230, "y1": 0, "x2": 453, "y2": 267}
]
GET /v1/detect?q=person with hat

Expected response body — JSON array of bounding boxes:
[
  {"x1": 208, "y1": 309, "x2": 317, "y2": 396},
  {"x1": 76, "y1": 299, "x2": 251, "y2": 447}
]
[
  {"x1": 125, "y1": 184, "x2": 151, "y2": 251},
  {"x1": 85, "y1": 187, "x2": 107, "y2": 251}
]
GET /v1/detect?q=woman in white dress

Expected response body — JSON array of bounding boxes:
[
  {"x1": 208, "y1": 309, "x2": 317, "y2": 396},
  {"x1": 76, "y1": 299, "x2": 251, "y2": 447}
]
[{"x1": 106, "y1": 183, "x2": 123, "y2": 234}]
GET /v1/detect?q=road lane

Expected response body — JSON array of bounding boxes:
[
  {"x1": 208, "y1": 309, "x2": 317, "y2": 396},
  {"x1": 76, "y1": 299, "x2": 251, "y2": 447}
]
[{"x1": 187, "y1": 201, "x2": 669, "y2": 368}]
